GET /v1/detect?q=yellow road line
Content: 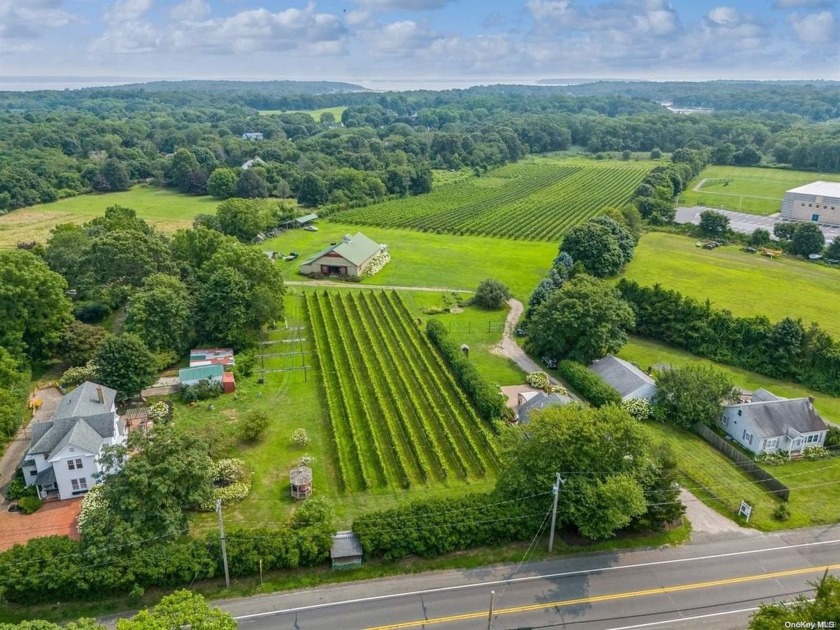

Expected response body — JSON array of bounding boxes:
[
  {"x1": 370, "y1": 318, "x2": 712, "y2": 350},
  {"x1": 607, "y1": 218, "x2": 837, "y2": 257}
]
[{"x1": 364, "y1": 563, "x2": 840, "y2": 630}]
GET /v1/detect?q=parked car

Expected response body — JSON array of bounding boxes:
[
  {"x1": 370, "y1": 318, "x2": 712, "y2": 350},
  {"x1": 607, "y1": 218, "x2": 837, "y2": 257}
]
[
  {"x1": 304, "y1": 225, "x2": 318, "y2": 232},
  {"x1": 284, "y1": 252, "x2": 299, "y2": 261},
  {"x1": 516, "y1": 327, "x2": 527, "y2": 337},
  {"x1": 542, "y1": 356, "x2": 558, "y2": 369}
]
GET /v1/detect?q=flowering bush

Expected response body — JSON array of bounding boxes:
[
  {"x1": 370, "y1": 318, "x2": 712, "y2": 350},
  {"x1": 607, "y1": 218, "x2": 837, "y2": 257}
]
[
  {"x1": 77, "y1": 485, "x2": 107, "y2": 535},
  {"x1": 298, "y1": 454, "x2": 315, "y2": 467},
  {"x1": 290, "y1": 428, "x2": 310, "y2": 448},
  {"x1": 621, "y1": 398, "x2": 652, "y2": 421},
  {"x1": 362, "y1": 250, "x2": 390, "y2": 278},
  {"x1": 60, "y1": 363, "x2": 98, "y2": 389},
  {"x1": 198, "y1": 459, "x2": 252, "y2": 511},
  {"x1": 147, "y1": 400, "x2": 173, "y2": 424},
  {"x1": 757, "y1": 451, "x2": 789, "y2": 466},
  {"x1": 526, "y1": 371, "x2": 550, "y2": 391},
  {"x1": 803, "y1": 446, "x2": 831, "y2": 461}
]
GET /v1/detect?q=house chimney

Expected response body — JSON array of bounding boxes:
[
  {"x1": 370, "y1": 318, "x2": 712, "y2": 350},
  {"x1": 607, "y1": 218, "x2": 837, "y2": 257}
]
[{"x1": 96, "y1": 386, "x2": 105, "y2": 405}]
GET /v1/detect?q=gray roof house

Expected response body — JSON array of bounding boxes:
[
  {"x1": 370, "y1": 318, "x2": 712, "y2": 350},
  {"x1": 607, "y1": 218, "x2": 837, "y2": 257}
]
[
  {"x1": 299, "y1": 232, "x2": 389, "y2": 278},
  {"x1": 588, "y1": 355, "x2": 658, "y2": 401},
  {"x1": 719, "y1": 389, "x2": 829, "y2": 456},
  {"x1": 21, "y1": 382, "x2": 126, "y2": 501},
  {"x1": 517, "y1": 391, "x2": 573, "y2": 425},
  {"x1": 330, "y1": 531, "x2": 363, "y2": 569}
]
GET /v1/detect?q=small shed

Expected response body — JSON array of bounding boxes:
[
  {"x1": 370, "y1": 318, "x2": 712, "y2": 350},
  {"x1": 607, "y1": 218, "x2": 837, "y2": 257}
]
[
  {"x1": 190, "y1": 348, "x2": 235, "y2": 368},
  {"x1": 222, "y1": 372, "x2": 236, "y2": 394},
  {"x1": 290, "y1": 466, "x2": 312, "y2": 500},
  {"x1": 179, "y1": 364, "x2": 224, "y2": 387},
  {"x1": 330, "y1": 531, "x2": 363, "y2": 570},
  {"x1": 280, "y1": 213, "x2": 319, "y2": 229}
]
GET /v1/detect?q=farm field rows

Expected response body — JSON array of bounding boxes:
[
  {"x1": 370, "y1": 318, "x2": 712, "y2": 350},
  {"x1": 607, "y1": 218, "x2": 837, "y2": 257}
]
[
  {"x1": 680, "y1": 165, "x2": 840, "y2": 216},
  {"x1": 305, "y1": 289, "x2": 500, "y2": 493},
  {"x1": 621, "y1": 232, "x2": 840, "y2": 339},
  {"x1": 336, "y1": 158, "x2": 652, "y2": 241}
]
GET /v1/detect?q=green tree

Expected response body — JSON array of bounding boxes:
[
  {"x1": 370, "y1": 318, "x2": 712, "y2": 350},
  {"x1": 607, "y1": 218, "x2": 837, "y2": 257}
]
[
  {"x1": 167, "y1": 148, "x2": 200, "y2": 191},
  {"x1": 171, "y1": 226, "x2": 228, "y2": 271},
  {"x1": 235, "y1": 168, "x2": 269, "y2": 199},
  {"x1": 790, "y1": 222, "x2": 825, "y2": 256},
  {"x1": 826, "y1": 238, "x2": 840, "y2": 260},
  {"x1": 84, "y1": 230, "x2": 176, "y2": 289},
  {"x1": 216, "y1": 198, "x2": 266, "y2": 242},
  {"x1": 748, "y1": 228, "x2": 771, "y2": 248},
  {"x1": 99, "y1": 424, "x2": 214, "y2": 539},
  {"x1": 749, "y1": 573, "x2": 840, "y2": 629},
  {"x1": 297, "y1": 173, "x2": 328, "y2": 206},
  {"x1": 699, "y1": 210, "x2": 730, "y2": 237},
  {"x1": 0, "y1": 250, "x2": 72, "y2": 361},
  {"x1": 124, "y1": 274, "x2": 193, "y2": 353},
  {"x1": 472, "y1": 278, "x2": 510, "y2": 309},
  {"x1": 773, "y1": 222, "x2": 797, "y2": 240},
  {"x1": 57, "y1": 321, "x2": 107, "y2": 367},
  {"x1": 560, "y1": 219, "x2": 633, "y2": 277},
  {"x1": 85, "y1": 205, "x2": 154, "y2": 236},
  {"x1": 207, "y1": 167, "x2": 239, "y2": 199},
  {"x1": 100, "y1": 159, "x2": 131, "y2": 191},
  {"x1": 652, "y1": 365, "x2": 737, "y2": 429},
  {"x1": 320, "y1": 111, "x2": 336, "y2": 124},
  {"x1": 94, "y1": 334, "x2": 158, "y2": 400},
  {"x1": 497, "y1": 404, "x2": 654, "y2": 540},
  {"x1": 44, "y1": 223, "x2": 93, "y2": 287},
  {"x1": 116, "y1": 590, "x2": 236, "y2": 630},
  {"x1": 528, "y1": 275, "x2": 635, "y2": 363}
]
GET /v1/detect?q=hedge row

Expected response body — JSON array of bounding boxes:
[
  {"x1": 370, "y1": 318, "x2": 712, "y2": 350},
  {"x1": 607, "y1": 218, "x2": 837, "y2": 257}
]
[
  {"x1": 556, "y1": 360, "x2": 622, "y2": 407},
  {"x1": 425, "y1": 319, "x2": 507, "y2": 421},
  {"x1": 354, "y1": 492, "x2": 537, "y2": 561}
]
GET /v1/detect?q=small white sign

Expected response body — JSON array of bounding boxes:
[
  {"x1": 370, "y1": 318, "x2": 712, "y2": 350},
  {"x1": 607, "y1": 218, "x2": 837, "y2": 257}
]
[{"x1": 738, "y1": 500, "x2": 752, "y2": 522}]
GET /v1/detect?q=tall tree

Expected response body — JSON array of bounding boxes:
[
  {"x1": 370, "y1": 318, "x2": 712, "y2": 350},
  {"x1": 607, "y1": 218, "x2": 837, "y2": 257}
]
[
  {"x1": 116, "y1": 591, "x2": 236, "y2": 630},
  {"x1": 124, "y1": 274, "x2": 193, "y2": 353},
  {"x1": 167, "y1": 148, "x2": 200, "y2": 191},
  {"x1": 652, "y1": 365, "x2": 738, "y2": 429},
  {"x1": 790, "y1": 222, "x2": 825, "y2": 256},
  {"x1": 84, "y1": 230, "x2": 176, "y2": 289},
  {"x1": 699, "y1": 210, "x2": 730, "y2": 237},
  {"x1": 171, "y1": 226, "x2": 228, "y2": 271},
  {"x1": 215, "y1": 198, "x2": 267, "y2": 242},
  {"x1": 528, "y1": 275, "x2": 635, "y2": 363},
  {"x1": 0, "y1": 250, "x2": 72, "y2": 361},
  {"x1": 235, "y1": 168, "x2": 269, "y2": 199},
  {"x1": 57, "y1": 321, "x2": 107, "y2": 367},
  {"x1": 207, "y1": 168, "x2": 239, "y2": 199},
  {"x1": 100, "y1": 159, "x2": 131, "y2": 191},
  {"x1": 94, "y1": 333, "x2": 158, "y2": 400},
  {"x1": 297, "y1": 173, "x2": 328, "y2": 206},
  {"x1": 560, "y1": 219, "x2": 634, "y2": 277}
]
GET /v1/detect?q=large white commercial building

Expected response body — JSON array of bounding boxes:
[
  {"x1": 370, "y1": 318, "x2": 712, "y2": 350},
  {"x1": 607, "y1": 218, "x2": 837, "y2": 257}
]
[{"x1": 781, "y1": 181, "x2": 840, "y2": 226}]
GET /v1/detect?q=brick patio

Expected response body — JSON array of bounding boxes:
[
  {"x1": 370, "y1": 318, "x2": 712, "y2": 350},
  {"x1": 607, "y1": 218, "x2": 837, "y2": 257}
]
[{"x1": 0, "y1": 497, "x2": 81, "y2": 552}]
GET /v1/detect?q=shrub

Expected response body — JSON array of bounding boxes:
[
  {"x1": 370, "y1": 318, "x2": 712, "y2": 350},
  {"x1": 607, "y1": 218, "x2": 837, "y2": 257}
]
[
  {"x1": 5, "y1": 474, "x2": 36, "y2": 501},
  {"x1": 198, "y1": 459, "x2": 252, "y2": 511},
  {"x1": 773, "y1": 502, "x2": 790, "y2": 521},
  {"x1": 147, "y1": 400, "x2": 174, "y2": 424},
  {"x1": 803, "y1": 446, "x2": 831, "y2": 461},
  {"x1": 180, "y1": 379, "x2": 223, "y2": 403},
  {"x1": 59, "y1": 363, "x2": 98, "y2": 389},
  {"x1": 526, "y1": 371, "x2": 550, "y2": 391},
  {"x1": 555, "y1": 360, "x2": 621, "y2": 407},
  {"x1": 152, "y1": 350, "x2": 180, "y2": 371},
  {"x1": 826, "y1": 426, "x2": 840, "y2": 449},
  {"x1": 757, "y1": 452, "x2": 788, "y2": 466},
  {"x1": 73, "y1": 301, "x2": 110, "y2": 324},
  {"x1": 17, "y1": 496, "x2": 43, "y2": 514},
  {"x1": 129, "y1": 584, "x2": 145, "y2": 601},
  {"x1": 290, "y1": 428, "x2": 310, "y2": 447},
  {"x1": 472, "y1": 279, "x2": 511, "y2": 309},
  {"x1": 621, "y1": 398, "x2": 652, "y2": 421},
  {"x1": 233, "y1": 351, "x2": 257, "y2": 379},
  {"x1": 238, "y1": 409, "x2": 271, "y2": 442},
  {"x1": 77, "y1": 485, "x2": 107, "y2": 535}
]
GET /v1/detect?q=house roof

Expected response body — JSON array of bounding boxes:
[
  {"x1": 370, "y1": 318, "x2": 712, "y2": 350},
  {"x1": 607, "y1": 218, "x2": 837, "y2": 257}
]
[
  {"x1": 189, "y1": 348, "x2": 234, "y2": 367},
  {"x1": 726, "y1": 398, "x2": 828, "y2": 439},
  {"x1": 751, "y1": 388, "x2": 782, "y2": 403},
  {"x1": 28, "y1": 413, "x2": 119, "y2": 456},
  {"x1": 518, "y1": 392, "x2": 573, "y2": 425},
  {"x1": 331, "y1": 531, "x2": 363, "y2": 559},
  {"x1": 52, "y1": 382, "x2": 115, "y2": 420},
  {"x1": 179, "y1": 364, "x2": 225, "y2": 382},
  {"x1": 589, "y1": 356, "x2": 657, "y2": 400},
  {"x1": 34, "y1": 467, "x2": 56, "y2": 487},
  {"x1": 786, "y1": 181, "x2": 840, "y2": 197},
  {"x1": 301, "y1": 233, "x2": 382, "y2": 267},
  {"x1": 294, "y1": 213, "x2": 318, "y2": 224}
]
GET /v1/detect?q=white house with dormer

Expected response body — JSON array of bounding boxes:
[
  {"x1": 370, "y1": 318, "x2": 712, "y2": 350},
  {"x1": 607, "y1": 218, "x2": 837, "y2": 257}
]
[{"x1": 21, "y1": 382, "x2": 126, "y2": 501}]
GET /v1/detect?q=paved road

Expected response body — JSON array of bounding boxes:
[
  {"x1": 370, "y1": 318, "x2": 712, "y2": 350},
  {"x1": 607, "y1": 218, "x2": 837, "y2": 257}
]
[
  {"x1": 675, "y1": 206, "x2": 840, "y2": 243},
  {"x1": 222, "y1": 526, "x2": 840, "y2": 629}
]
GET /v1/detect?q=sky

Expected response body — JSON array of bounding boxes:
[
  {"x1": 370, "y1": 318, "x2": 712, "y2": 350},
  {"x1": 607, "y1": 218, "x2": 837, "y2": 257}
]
[{"x1": 0, "y1": 0, "x2": 838, "y2": 89}]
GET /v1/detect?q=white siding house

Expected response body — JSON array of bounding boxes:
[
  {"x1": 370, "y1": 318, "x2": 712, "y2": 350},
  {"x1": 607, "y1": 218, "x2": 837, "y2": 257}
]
[
  {"x1": 781, "y1": 181, "x2": 840, "y2": 226},
  {"x1": 21, "y1": 382, "x2": 126, "y2": 501},
  {"x1": 719, "y1": 389, "x2": 829, "y2": 456}
]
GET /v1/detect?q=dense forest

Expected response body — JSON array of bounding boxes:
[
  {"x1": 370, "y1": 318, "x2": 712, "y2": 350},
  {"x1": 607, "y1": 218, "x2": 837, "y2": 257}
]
[{"x1": 0, "y1": 81, "x2": 838, "y2": 213}]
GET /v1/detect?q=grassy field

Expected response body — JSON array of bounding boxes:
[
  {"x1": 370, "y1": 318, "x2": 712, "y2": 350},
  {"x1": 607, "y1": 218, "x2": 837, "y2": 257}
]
[
  {"x1": 646, "y1": 423, "x2": 840, "y2": 531},
  {"x1": 622, "y1": 232, "x2": 840, "y2": 338},
  {"x1": 679, "y1": 165, "x2": 840, "y2": 215},
  {"x1": 263, "y1": 222, "x2": 555, "y2": 299},
  {"x1": 335, "y1": 157, "x2": 652, "y2": 241},
  {"x1": 620, "y1": 336, "x2": 840, "y2": 423},
  {"x1": 258, "y1": 106, "x2": 347, "y2": 121},
  {"x1": 0, "y1": 186, "x2": 218, "y2": 247}
]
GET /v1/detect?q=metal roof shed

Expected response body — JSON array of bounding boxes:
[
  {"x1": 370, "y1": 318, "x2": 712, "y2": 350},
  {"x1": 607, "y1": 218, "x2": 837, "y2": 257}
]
[{"x1": 330, "y1": 531, "x2": 363, "y2": 570}]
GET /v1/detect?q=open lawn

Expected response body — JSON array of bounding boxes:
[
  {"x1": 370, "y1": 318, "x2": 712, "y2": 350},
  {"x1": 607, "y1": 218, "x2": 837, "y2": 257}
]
[
  {"x1": 264, "y1": 223, "x2": 555, "y2": 299},
  {"x1": 644, "y1": 423, "x2": 840, "y2": 531},
  {"x1": 679, "y1": 165, "x2": 840, "y2": 216},
  {"x1": 0, "y1": 186, "x2": 218, "y2": 247},
  {"x1": 620, "y1": 336, "x2": 840, "y2": 424},
  {"x1": 623, "y1": 232, "x2": 840, "y2": 338},
  {"x1": 259, "y1": 106, "x2": 347, "y2": 121}
]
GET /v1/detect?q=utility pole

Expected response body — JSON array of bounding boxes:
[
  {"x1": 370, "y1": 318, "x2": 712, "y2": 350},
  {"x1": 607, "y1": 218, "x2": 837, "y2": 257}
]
[
  {"x1": 216, "y1": 499, "x2": 230, "y2": 588},
  {"x1": 486, "y1": 590, "x2": 495, "y2": 630},
  {"x1": 548, "y1": 473, "x2": 565, "y2": 554}
]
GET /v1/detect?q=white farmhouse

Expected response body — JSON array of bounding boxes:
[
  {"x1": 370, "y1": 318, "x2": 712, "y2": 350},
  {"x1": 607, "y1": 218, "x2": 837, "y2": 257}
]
[{"x1": 21, "y1": 382, "x2": 126, "y2": 501}]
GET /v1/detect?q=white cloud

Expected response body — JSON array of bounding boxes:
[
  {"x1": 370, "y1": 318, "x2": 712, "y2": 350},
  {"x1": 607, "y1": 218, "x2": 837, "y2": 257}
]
[
  {"x1": 700, "y1": 6, "x2": 766, "y2": 49},
  {"x1": 357, "y1": 0, "x2": 457, "y2": 9},
  {"x1": 773, "y1": 0, "x2": 835, "y2": 8},
  {"x1": 169, "y1": 0, "x2": 210, "y2": 21},
  {"x1": 526, "y1": 0, "x2": 680, "y2": 37},
  {"x1": 787, "y1": 10, "x2": 837, "y2": 42},
  {"x1": 105, "y1": 0, "x2": 153, "y2": 23},
  {"x1": 0, "y1": 0, "x2": 76, "y2": 40},
  {"x1": 368, "y1": 19, "x2": 438, "y2": 55}
]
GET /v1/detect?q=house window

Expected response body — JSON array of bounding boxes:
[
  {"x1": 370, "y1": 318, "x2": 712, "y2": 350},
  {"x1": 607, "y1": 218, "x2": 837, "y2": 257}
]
[
  {"x1": 806, "y1": 434, "x2": 821, "y2": 443},
  {"x1": 765, "y1": 438, "x2": 778, "y2": 449},
  {"x1": 812, "y1": 214, "x2": 820, "y2": 222},
  {"x1": 70, "y1": 478, "x2": 88, "y2": 492},
  {"x1": 67, "y1": 458, "x2": 83, "y2": 470},
  {"x1": 742, "y1": 430, "x2": 753, "y2": 445}
]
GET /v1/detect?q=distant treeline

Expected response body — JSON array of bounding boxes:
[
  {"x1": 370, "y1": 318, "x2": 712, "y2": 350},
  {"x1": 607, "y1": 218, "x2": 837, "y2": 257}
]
[{"x1": 617, "y1": 279, "x2": 840, "y2": 396}]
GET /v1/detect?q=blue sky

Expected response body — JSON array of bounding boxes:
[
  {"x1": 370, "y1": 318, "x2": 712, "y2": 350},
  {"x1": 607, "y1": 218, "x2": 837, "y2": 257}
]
[{"x1": 0, "y1": 1, "x2": 837, "y2": 87}]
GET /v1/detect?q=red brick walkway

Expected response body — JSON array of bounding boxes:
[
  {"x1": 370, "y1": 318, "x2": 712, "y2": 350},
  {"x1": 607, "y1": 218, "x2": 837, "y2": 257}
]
[{"x1": 0, "y1": 498, "x2": 81, "y2": 551}]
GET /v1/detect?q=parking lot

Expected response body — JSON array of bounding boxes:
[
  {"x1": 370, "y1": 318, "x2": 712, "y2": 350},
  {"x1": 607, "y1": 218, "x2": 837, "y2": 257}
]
[{"x1": 675, "y1": 206, "x2": 840, "y2": 243}]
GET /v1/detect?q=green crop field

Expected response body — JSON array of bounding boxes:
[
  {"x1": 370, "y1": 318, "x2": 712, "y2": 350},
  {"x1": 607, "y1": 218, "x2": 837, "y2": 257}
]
[
  {"x1": 335, "y1": 158, "x2": 652, "y2": 241},
  {"x1": 305, "y1": 290, "x2": 499, "y2": 493},
  {"x1": 679, "y1": 165, "x2": 840, "y2": 216},
  {"x1": 0, "y1": 186, "x2": 218, "y2": 247},
  {"x1": 622, "y1": 232, "x2": 840, "y2": 338},
  {"x1": 259, "y1": 106, "x2": 347, "y2": 120}
]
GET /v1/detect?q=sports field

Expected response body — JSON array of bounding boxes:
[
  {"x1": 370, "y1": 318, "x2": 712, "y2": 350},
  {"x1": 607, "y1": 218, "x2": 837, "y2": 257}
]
[
  {"x1": 680, "y1": 165, "x2": 840, "y2": 216},
  {"x1": 258, "y1": 106, "x2": 347, "y2": 121},
  {"x1": 622, "y1": 232, "x2": 840, "y2": 338},
  {"x1": 0, "y1": 186, "x2": 217, "y2": 247}
]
